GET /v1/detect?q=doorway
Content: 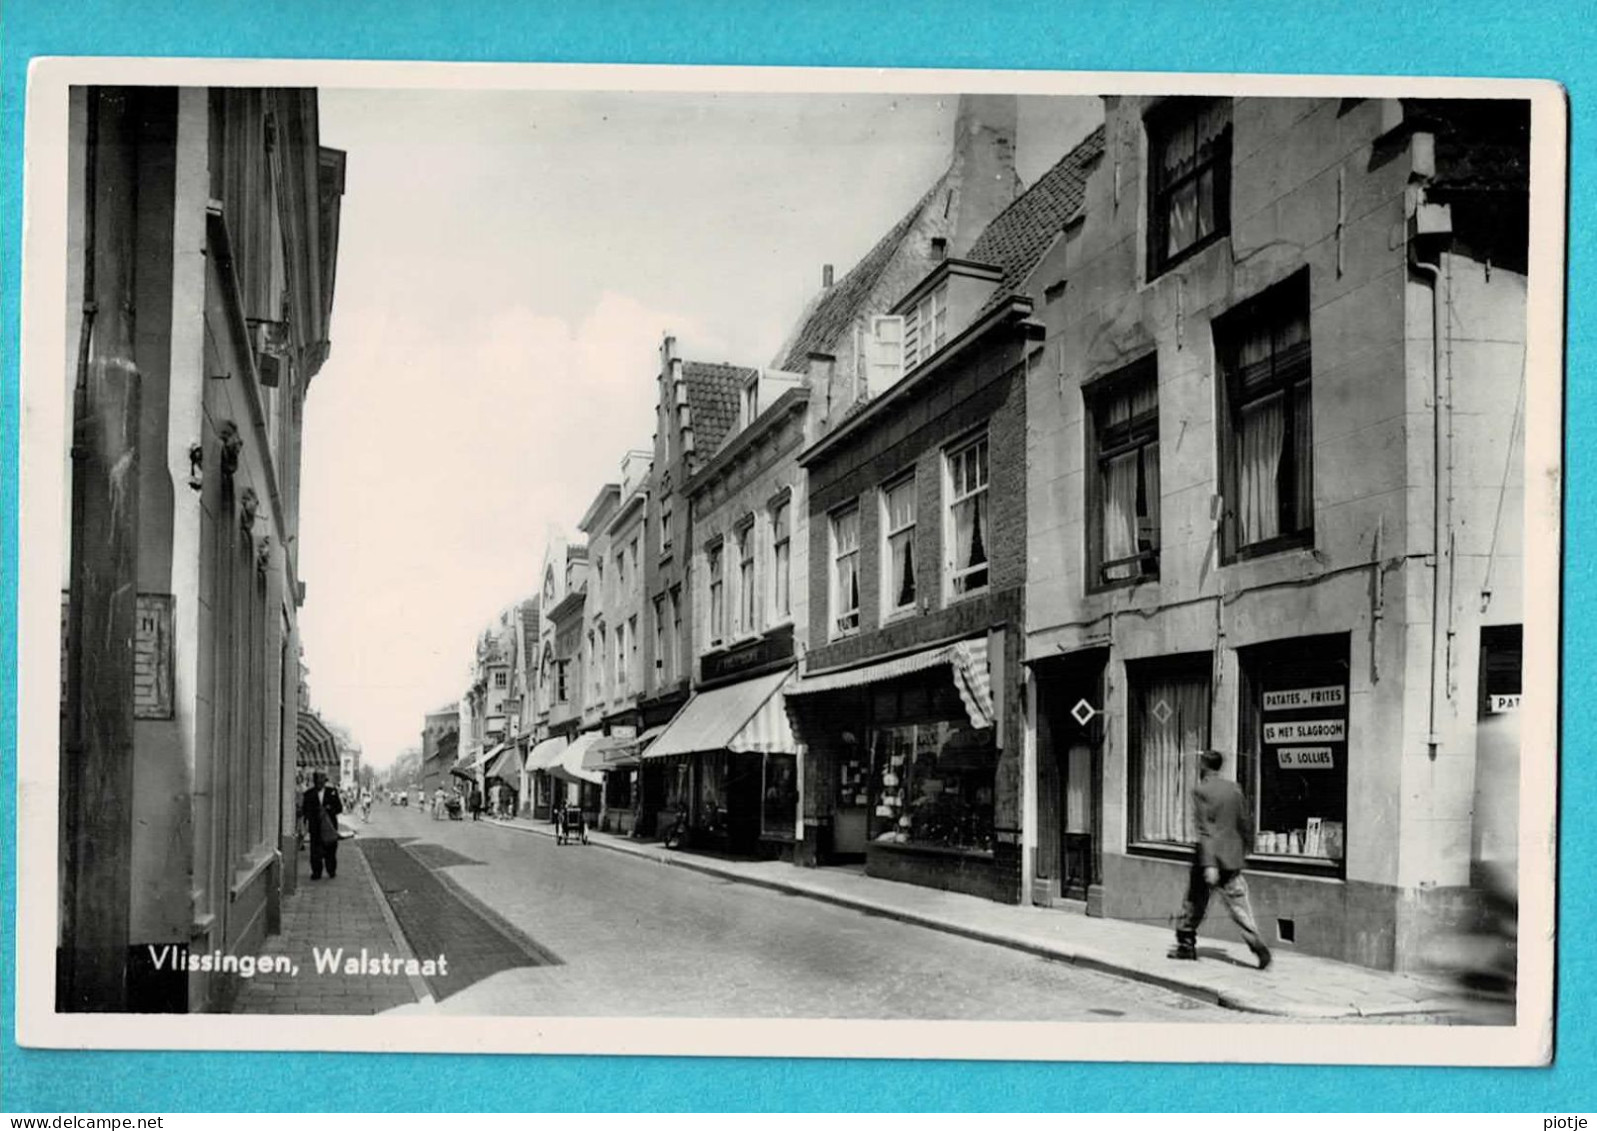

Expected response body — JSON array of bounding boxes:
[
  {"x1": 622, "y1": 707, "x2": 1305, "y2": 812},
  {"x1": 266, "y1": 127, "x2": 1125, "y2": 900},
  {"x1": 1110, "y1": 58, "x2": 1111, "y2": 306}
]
[{"x1": 1034, "y1": 650, "x2": 1106, "y2": 906}]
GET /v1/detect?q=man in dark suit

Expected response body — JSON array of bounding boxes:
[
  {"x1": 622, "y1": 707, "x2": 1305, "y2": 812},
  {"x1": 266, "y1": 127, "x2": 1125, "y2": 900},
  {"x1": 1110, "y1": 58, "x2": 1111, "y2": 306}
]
[
  {"x1": 1171, "y1": 750, "x2": 1272, "y2": 969},
  {"x1": 303, "y1": 771, "x2": 344, "y2": 881}
]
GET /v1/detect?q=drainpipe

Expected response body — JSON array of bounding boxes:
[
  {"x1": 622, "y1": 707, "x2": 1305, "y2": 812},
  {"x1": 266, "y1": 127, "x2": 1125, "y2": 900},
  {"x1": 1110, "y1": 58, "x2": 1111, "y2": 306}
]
[{"x1": 1409, "y1": 160, "x2": 1453, "y2": 762}]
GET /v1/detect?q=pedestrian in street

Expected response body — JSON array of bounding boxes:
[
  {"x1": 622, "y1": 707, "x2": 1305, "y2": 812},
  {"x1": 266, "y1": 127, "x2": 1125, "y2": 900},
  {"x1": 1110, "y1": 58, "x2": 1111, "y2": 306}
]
[
  {"x1": 470, "y1": 785, "x2": 483, "y2": 821},
  {"x1": 1170, "y1": 750, "x2": 1272, "y2": 970},
  {"x1": 303, "y1": 771, "x2": 344, "y2": 881}
]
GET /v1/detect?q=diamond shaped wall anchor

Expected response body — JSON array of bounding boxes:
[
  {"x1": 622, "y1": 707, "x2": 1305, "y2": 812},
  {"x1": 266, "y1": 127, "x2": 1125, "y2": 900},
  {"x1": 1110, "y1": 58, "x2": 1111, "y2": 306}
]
[
  {"x1": 1151, "y1": 698, "x2": 1174, "y2": 725},
  {"x1": 1071, "y1": 699, "x2": 1098, "y2": 726}
]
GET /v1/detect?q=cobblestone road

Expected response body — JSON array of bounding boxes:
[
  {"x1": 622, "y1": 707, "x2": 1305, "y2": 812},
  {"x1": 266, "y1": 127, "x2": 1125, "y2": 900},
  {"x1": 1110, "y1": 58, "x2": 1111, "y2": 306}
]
[{"x1": 361, "y1": 805, "x2": 1249, "y2": 1021}]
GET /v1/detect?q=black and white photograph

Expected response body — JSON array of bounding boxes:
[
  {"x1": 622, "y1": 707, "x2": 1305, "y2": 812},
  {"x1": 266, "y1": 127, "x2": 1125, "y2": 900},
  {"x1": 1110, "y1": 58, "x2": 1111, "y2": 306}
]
[{"x1": 14, "y1": 59, "x2": 1563, "y2": 1065}]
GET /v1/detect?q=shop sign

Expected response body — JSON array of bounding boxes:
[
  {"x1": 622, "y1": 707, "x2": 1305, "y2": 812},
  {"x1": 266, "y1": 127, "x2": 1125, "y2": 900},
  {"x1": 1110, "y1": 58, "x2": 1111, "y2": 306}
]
[
  {"x1": 1488, "y1": 693, "x2": 1521, "y2": 714},
  {"x1": 1262, "y1": 718, "x2": 1345, "y2": 743},
  {"x1": 701, "y1": 623, "x2": 794, "y2": 683},
  {"x1": 1277, "y1": 746, "x2": 1336, "y2": 769},
  {"x1": 1262, "y1": 684, "x2": 1346, "y2": 711}
]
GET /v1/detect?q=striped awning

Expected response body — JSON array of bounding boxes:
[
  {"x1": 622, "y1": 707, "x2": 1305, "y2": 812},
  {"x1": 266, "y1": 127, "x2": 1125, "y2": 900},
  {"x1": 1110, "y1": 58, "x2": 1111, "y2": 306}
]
[
  {"x1": 526, "y1": 735, "x2": 569, "y2": 772},
  {"x1": 297, "y1": 711, "x2": 339, "y2": 769},
  {"x1": 550, "y1": 732, "x2": 605, "y2": 786},
  {"x1": 645, "y1": 666, "x2": 797, "y2": 760},
  {"x1": 787, "y1": 637, "x2": 994, "y2": 729}
]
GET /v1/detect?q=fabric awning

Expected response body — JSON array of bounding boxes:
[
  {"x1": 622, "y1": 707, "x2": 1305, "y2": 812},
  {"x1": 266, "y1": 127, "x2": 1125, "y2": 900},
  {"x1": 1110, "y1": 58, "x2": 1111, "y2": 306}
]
[
  {"x1": 579, "y1": 724, "x2": 668, "y2": 771},
  {"x1": 787, "y1": 637, "x2": 994, "y2": 729},
  {"x1": 644, "y1": 666, "x2": 797, "y2": 760},
  {"x1": 488, "y1": 743, "x2": 524, "y2": 785},
  {"x1": 448, "y1": 755, "x2": 477, "y2": 779},
  {"x1": 478, "y1": 742, "x2": 509, "y2": 771},
  {"x1": 549, "y1": 732, "x2": 605, "y2": 786},
  {"x1": 296, "y1": 711, "x2": 339, "y2": 769},
  {"x1": 526, "y1": 735, "x2": 569, "y2": 772}
]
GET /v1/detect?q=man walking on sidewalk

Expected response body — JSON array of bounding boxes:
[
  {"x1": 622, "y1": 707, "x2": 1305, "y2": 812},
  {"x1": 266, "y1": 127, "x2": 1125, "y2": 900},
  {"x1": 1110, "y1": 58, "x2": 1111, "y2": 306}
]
[
  {"x1": 1170, "y1": 750, "x2": 1272, "y2": 970},
  {"x1": 303, "y1": 771, "x2": 343, "y2": 881}
]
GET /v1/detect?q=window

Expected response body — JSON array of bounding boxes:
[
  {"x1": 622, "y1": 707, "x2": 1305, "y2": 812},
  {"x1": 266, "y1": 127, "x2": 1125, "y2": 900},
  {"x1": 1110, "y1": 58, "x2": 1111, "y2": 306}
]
[
  {"x1": 761, "y1": 752, "x2": 798, "y2": 839},
  {"x1": 945, "y1": 435, "x2": 990, "y2": 597},
  {"x1": 613, "y1": 620, "x2": 627, "y2": 693},
  {"x1": 628, "y1": 539, "x2": 639, "y2": 587},
  {"x1": 660, "y1": 500, "x2": 674, "y2": 556},
  {"x1": 737, "y1": 522, "x2": 756, "y2": 636},
  {"x1": 742, "y1": 379, "x2": 759, "y2": 428},
  {"x1": 881, "y1": 475, "x2": 918, "y2": 616},
  {"x1": 831, "y1": 506, "x2": 861, "y2": 636},
  {"x1": 494, "y1": 671, "x2": 508, "y2": 689},
  {"x1": 596, "y1": 557, "x2": 605, "y2": 592},
  {"x1": 615, "y1": 548, "x2": 626, "y2": 593},
  {"x1": 707, "y1": 542, "x2": 725, "y2": 647},
  {"x1": 1087, "y1": 358, "x2": 1161, "y2": 586},
  {"x1": 868, "y1": 712, "x2": 997, "y2": 852},
  {"x1": 1147, "y1": 98, "x2": 1231, "y2": 277},
  {"x1": 556, "y1": 661, "x2": 569, "y2": 704},
  {"x1": 1217, "y1": 272, "x2": 1313, "y2": 558},
  {"x1": 628, "y1": 615, "x2": 639, "y2": 690},
  {"x1": 867, "y1": 315, "x2": 905, "y2": 395},
  {"x1": 652, "y1": 597, "x2": 666, "y2": 688},
  {"x1": 669, "y1": 587, "x2": 682, "y2": 681},
  {"x1": 590, "y1": 629, "x2": 602, "y2": 700},
  {"x1": 903, "y1": 284, "x2": 949, "y2": 370},
  {"x1": 771, "y1": 499, "x2": 792, "y2": 622},
  {"x1": 1238, "y1": 636, "x2": 1349, "y2": 866},
  {"x1": 1128, "y1": 655, "x2": 1212, "y2": 847}
]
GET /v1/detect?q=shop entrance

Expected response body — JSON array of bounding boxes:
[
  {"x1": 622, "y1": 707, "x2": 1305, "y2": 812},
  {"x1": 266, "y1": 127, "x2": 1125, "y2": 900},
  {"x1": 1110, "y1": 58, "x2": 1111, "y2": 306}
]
[{"x1": 1035, "y1": 650, "x2": 1106, "y2": 906}]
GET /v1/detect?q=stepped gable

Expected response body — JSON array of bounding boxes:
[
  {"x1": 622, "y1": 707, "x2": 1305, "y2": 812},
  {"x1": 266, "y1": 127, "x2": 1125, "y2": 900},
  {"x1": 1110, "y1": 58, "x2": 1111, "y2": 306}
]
[
  {"x1": 964, "y1": 125, "x2": 1105, "y2": 319},
  {"x1": 682, "y1": 360, "x2": 755, "y2": 457}
]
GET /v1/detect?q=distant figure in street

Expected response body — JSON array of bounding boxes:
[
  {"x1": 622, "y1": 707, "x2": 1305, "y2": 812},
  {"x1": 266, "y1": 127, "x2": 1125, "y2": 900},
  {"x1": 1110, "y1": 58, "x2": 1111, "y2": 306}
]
[
  {"x1": 303, "y1": 771, "x2": 343, "y2": 881},
  {"x1": 1170, "y1": 750, "x2": 1272, "y2": 970},
  {"x1": 470, "y1": 785, "x2": 484, "y2": 821},
  {"x1": 360, "y1": 788, "x2": 373, "y2": 823}
]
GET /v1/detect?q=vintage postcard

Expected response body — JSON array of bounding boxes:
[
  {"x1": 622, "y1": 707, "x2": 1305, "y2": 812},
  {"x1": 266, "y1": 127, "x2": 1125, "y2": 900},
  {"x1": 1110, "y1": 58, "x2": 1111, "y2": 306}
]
[{"x1": 13, "y1": 57, "x2": 1564, "y2": 1066}]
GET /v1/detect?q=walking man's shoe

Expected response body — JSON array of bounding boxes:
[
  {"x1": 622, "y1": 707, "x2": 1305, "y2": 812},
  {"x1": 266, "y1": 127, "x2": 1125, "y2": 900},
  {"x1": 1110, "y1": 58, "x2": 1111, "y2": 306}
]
[
  {"x1": 1168, "y1": 943, "x2": 1199, "y2": 961},
  {"x1": 1251, "y1": 942, "x2": 1273, "y2": 971}
]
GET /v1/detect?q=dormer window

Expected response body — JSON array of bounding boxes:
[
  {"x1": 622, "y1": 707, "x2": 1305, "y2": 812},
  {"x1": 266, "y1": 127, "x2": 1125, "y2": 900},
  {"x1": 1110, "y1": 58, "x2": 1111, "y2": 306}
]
[
  {"x1": 742, "y1": 378, "x2": 759, "y2": 429},
  {"x1": 903, "y1": 283, "x2": 949, "y2": 371}
]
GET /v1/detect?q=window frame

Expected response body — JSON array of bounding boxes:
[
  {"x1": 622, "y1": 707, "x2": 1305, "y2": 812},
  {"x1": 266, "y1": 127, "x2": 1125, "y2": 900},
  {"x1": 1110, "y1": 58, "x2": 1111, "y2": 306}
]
[
  {"x1": 736, "y1": 518, "x2": 757, "y2": 638},
  {"x1": 1145, "y1": 97, "x2": 1233, "y2": 280},
  {"x1": 879, "y1": 471, "x2": 919, "y2": 619},
  {"x1": 1126, "y1": 652, "x2": 1214, "y2": 853},
  {"x1": 902, "y1": 283, "x2": 949, "y2": 372},
  {"x1": 659, "y1": 499, "x2": 674, "y2": 558},
  {"x1": 706, "y1": 539, "x2": 726, "y2": 649},
  {"x1": 1085, "y1": 356, "x2": 1162, "y2": 591},
  {"x1": 830, "y1": 503, "x2": 862, "y2": 639},
  {"x1": 770, "y1": 497, "x2": 792, "y2": 624},
  {"x1": 1215, "y1": 270, "x2": 1315, "y2": 563},
  {"x1": 944, "y1": 432, "x2": 992, "y2": 601}
]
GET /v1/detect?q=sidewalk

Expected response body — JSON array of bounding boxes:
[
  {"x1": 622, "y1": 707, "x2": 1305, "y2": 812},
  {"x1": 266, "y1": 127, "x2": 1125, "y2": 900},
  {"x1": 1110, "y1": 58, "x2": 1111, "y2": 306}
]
[
  {"x1": 231, "y1": 832, "x2": 427, "y2": 1015},
  {"x1": 485, "y1": 814, "x2": 1481, "y2": 1021}
]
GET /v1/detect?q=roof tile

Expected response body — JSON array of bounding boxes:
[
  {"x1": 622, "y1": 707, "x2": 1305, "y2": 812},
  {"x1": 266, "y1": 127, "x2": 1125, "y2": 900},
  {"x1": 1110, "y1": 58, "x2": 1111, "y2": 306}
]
[{"x1": 682, "y1": 360, "x2": 755, "y2": 457}]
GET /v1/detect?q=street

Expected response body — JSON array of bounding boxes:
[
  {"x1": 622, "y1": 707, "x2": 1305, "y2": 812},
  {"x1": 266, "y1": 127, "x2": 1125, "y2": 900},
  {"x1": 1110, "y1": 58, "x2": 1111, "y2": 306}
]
[{"x1": 292, "y1": 803, "x2": 1243, "y2": 1021}]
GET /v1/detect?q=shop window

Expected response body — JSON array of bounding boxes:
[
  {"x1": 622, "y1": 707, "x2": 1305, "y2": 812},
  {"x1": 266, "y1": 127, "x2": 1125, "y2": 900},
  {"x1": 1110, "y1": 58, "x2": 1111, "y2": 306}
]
[
  {"x1": 604, "y1": 768, "x2": 633, "y2": 811},
  {"x1": 1128, "y1": 655, "x2": 1212, "y2": 848},
  {"x1": 831, "y1": 504, "x2": 861, "y2": 636},
  {"x1": 707, "y1": 541, "x2": 725, "y2": 648},
  {"x1": 1237, "y1": 635, "x2": 1349, "y2": 866},
  {"x1": 1217, "y1": 271, "x2": 1314, "y2": 560},
  {"x1": 1146, "y1": 98, "x2": 1231, "y2": 278},
  {"x1": 1086, "y1": 357, "x2": 1160, "y2": 587},
  {"x1": 771, "y1": 498, "x2": 792, "y2": 621},
  {"x1": 737, "y1": 521, "x2": 757, "y2": 636},
  {"x1": 868, "y1": 720, "x2": 996, "y2": 852},
  {"x1": 880, "y1": 474, "x2": 918, "y2": 617},
  {"x1": 903, "y1": 283, "x2": 949, "y2": 371},
  {"x1": 945, "y1": 434, "x2": 990, "y2": 598},
  {"x1": 761, "y1": 752, "x2": 798, "y2": 838}
]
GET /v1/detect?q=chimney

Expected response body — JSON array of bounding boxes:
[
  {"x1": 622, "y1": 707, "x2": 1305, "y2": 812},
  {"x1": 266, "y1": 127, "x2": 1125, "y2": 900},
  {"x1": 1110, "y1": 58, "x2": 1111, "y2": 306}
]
[
  {"x1": 949, "y1": 94, "x2": 1020, "y2": 258},
  {"x1": 822, "y1": 264, "x2": 834, "y2": 289}
]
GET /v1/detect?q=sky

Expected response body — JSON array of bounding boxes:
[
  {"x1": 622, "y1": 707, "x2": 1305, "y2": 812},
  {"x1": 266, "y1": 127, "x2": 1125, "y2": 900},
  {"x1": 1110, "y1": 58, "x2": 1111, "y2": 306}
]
[{"x1": 299, "y1": 87, "x2": 1100, "y2": 769}]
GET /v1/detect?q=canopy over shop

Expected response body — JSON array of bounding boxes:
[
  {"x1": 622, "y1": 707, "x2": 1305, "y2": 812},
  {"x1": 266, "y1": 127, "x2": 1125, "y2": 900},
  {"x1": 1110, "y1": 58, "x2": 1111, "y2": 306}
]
[{"x1": 642, "y1": 666, "x2": 802, "y2": 851}]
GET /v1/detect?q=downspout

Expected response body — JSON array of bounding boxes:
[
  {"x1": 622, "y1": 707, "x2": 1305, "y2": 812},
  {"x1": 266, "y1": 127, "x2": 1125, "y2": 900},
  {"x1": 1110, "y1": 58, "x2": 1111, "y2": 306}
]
[{"x1": 1408, "y1": 155, "x2": 1453, "y2": 761}]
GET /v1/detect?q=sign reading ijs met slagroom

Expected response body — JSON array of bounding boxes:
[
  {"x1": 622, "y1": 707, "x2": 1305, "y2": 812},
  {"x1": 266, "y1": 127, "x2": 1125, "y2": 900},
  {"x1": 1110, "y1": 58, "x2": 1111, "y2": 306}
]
[{"x1": 1263, "y1": 718, "x2": 1346, "y2": 743}]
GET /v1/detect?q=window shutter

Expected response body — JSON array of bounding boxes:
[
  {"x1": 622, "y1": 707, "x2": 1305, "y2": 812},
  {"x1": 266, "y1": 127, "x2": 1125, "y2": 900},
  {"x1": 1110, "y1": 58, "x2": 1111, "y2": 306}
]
[{"x1": 867, "y1": 315, "x2": 905, "y2": 396}]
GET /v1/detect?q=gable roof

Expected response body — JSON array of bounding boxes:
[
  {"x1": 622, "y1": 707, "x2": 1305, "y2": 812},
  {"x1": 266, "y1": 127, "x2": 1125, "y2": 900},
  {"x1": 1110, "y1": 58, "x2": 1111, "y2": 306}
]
[
  {"x1": 682, "y1": 360, "x2": 754, "y2": 457},
  {"x1": 774, "y1": 175, "x2": 946, "y2": 372},
  {"x1": 964, "y1": 125, "x2": 1105, "y2": 318}
]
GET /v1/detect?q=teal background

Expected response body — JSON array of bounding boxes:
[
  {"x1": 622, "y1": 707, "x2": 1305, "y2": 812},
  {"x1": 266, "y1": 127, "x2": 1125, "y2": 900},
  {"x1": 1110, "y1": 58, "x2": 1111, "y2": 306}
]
[{"x1": 1, "y1": 0, "x2": 1587, "y2": 1113}]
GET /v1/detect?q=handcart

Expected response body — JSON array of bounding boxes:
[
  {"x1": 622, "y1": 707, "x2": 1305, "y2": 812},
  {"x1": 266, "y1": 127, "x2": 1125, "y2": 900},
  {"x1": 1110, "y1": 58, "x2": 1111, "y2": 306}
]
[
  {"x1": 555, "y1": 803, "x2": 589, "y2": 846},
  {"x1": 445, "y1": 795, "x2": 464, "y2": 821}
]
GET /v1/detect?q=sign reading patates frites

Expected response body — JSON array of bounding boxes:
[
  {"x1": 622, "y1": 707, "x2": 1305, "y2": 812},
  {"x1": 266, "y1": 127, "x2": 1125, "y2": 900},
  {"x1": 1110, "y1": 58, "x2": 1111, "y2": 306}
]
[{"x1": 1262, "y1": 685, "x2": 1346, "y2": 710}]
